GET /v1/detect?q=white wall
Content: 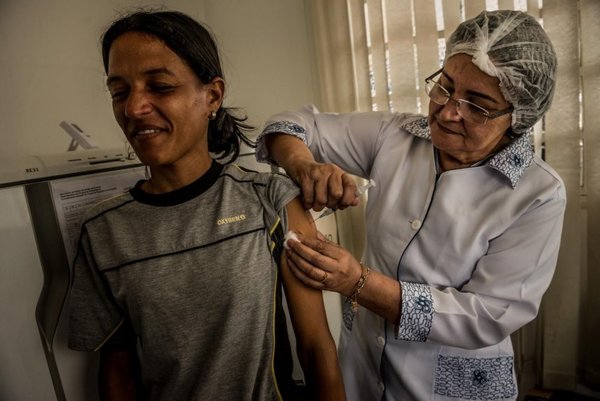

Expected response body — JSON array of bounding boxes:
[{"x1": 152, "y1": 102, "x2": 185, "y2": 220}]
[{"x1": 0, "y1": 0, "x2": 317, "y2": 159}]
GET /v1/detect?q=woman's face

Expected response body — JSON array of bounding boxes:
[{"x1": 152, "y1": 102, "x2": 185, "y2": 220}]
[
  {"x1": 106, "y1": 32, "x2": 222, "y2": 168},
  {"x1": 428, "y1": 53, "x2": 512, "y2": 171}
]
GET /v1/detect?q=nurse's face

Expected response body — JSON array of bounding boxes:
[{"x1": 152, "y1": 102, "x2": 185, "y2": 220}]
[{"x1": 428, "y1": 54, "x2": 512, "y2": 171}]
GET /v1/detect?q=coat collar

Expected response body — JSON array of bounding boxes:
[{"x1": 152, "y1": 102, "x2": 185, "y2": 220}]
[{"x1": 401, "y1": 116, "x2": 533, "y2": 188}]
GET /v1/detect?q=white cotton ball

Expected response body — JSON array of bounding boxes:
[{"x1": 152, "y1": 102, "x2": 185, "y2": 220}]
[{"x1": 284, "y1": 231, "x2": 300, "y2": 250}]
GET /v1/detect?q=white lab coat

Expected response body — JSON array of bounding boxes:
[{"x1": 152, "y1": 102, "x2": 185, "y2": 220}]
[{"x1": 257, "y1": 105, "x2": 566, "y2": 401}]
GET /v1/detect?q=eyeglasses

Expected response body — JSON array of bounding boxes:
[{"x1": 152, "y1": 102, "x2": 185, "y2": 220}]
[{"x1": 424, "y1": 68, "x2": 513, "y2": 125}]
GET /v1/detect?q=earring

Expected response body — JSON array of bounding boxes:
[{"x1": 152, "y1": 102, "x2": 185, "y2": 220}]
[{"x1": 209, "y1": 110, "x2": 217, "y2": 120}]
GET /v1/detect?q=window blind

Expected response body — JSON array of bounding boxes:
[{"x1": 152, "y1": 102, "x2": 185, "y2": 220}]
[{"x1": 347, "y1": 0, "x2": 543, "y2": 114}]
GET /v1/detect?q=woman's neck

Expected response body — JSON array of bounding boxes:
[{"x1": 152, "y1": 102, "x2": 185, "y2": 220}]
[{"x1": 142, "y1": 157, "x2": 213, "y2": 194}]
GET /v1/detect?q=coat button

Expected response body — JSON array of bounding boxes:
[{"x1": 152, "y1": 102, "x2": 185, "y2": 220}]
[
  {"x1": 377, "y1": 336, "x2": 385, "y2": 347},
  {"x1": 411, "y1": 219, "x2": 422, "y2": 230}
]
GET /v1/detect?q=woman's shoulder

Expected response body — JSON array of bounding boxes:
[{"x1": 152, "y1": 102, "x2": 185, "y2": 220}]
[
  {"x1": 528, "y1": 153, "x2": 566, "y2": 195},
  {"x1": 221, "y1": 163, "x2": 292, "y2": 185},
  {"x1": 222, "y1": 164, "x2": 299, "y2": 209},
  {"x1": 355, "y1": 112, "x2": 431, "y2": 143},
  {"x1": 79, "y1": 190, "x2": 134, "y2": 226},
  {"x1": 485, "y1": 133, "x2": 562, "y2": 195}
]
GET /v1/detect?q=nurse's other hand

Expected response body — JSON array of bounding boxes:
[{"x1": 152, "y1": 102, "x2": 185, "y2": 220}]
[
  {"x1": 285, "y1": 232, "x2": 362, "y2": 297},
  {"x1": 290, "y1": 159, "x2": 359, "y2": 211}
]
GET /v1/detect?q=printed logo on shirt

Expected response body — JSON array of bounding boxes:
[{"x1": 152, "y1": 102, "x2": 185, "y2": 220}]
[{"x1": 217, "y1": 214, "x2": 246, "y2": 225}]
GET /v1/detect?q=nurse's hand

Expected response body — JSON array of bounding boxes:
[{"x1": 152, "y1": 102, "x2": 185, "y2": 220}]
[
  {"x1": 285, "y1": 231, "x2": 362, "y2": 297},
  {"x1": 289, "y1": 159, "x2": 359, "y2": 212},
  {"x1": 265, "y1": 133, "x2": 359, "y2": 211}
]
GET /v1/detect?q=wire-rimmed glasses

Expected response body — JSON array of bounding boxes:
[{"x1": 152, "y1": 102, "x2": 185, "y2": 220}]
[{"x1": 424, "y1": 68, "x2": 513, "y2": 125}]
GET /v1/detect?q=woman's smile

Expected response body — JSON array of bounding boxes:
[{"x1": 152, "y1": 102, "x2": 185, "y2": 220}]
[{"x1": 128, "y1": 123, "x2": 168, "y2": 139}]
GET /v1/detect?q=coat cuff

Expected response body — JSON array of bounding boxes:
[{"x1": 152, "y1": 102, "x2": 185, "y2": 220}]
[
  {"x1": 256, "y1": 121, "x2": 308, "y2": 165},
  {"x1": 395, "y1": 281, "x2": 434, "y2": 342}
]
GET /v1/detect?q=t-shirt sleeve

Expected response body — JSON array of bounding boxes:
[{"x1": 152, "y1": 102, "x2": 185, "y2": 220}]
[
  {"x1": 68, "y1": 227, "x2": 126, "y2": 352},
  {"x1": 266, "y1": 173, "x2": 301, "y2": 216},
  {"x1": 257, "y1": 172, "x2": 301, "y2": 252}
]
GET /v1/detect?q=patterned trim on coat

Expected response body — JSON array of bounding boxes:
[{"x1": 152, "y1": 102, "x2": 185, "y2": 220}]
[
  {"x1": 342, "y1": 298, "x2": 355, "y2": 331},
  {"x1": 487, "y1": 133, "x2": 533, "y2": 189},
  {"x1": 400, "y1": 116, "x2": 431, "y2": 140},
  {"x1": 434, "y1": 355, "x2": 517, "y2": 400},
  {"x1": 263, "y1": 121, "x2": 307, "y2": 138},
  {"x1": 256, "y1": 121, "x2": 308, "y2": 165},
  {"x1": 396, "y1": 281, "x2": 433, "y2": 342}
]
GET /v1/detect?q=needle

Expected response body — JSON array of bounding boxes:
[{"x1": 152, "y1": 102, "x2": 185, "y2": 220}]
[{"x1": 312, "y1": 179, "x2": 376, "y2": 222}]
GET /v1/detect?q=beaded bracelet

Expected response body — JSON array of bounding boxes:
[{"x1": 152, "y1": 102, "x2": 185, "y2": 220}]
[{"x1": 348, "y1": 264, "x2": 370, "y2": 312}]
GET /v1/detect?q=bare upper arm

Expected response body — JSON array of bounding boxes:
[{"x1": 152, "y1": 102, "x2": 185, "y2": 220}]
[{"x1": 280, "y1": 197, "x2": 332, "y2": 343}]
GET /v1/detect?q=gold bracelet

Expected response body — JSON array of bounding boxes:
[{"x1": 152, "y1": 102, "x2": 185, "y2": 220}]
[{"x1": 348, "y1": 264, "x2": 370, "y2": 313}]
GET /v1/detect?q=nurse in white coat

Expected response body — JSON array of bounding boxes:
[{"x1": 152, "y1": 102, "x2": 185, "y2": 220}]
[{"x1": 256, "y1": 10, "x2": 565, "y2": 401}]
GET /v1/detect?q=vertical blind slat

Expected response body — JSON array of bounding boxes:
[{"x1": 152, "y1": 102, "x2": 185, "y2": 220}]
[
  {"x1": 528, "y1": 1, "x2": 539, "y2": 21},
  {"x1": 308, "y1": 1, "x2": 356, "y2": 112},
  {"x1": 443, "y1": 0, "x2": 465, "y2": 43},
  {"x1": 413, "y1": 0, "x2": 440, "y2": 112},
  {"x1": 526, "y1": 0, "x2": 541, "y2": 20},
  {"x1": 366, "y1": 0, "x2": 389, "y2": 111},
  {"x1": 386, "y1": 0, "x2": 418, "y2": 112},
  {"x1": 580, "y1": 0, "x2": 600, "y2": 387},
  {"x1": 540, "y1": 0, "x2": 582, "y2": 389},
  {"x1": 348, "y1": 0, "x2": 373, "y2": 111},
  {"x1": 464, "y1": 0, "x2": 488, "y2": 18}
]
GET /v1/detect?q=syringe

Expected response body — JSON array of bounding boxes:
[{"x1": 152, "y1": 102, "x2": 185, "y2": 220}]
[{"x1": 312, "y1": 179, "x2": 376, "y2": 222}]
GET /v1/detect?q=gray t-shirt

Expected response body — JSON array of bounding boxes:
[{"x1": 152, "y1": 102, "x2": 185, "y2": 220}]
[{"x1": 68, "y1": 162, "x2": 301, "y2": 401}]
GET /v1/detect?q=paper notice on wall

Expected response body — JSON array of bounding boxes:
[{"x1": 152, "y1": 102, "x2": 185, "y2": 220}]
[{"x1": 50, "y1": 167, "x2": 145, "y2": 267}]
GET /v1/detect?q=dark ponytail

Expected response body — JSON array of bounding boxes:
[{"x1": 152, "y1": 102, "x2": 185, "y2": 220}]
[
  {"x1": 102, "y1": 9, "x2": 256, "y2": 163},
  {"x1": 209, "y1": 107, "x2": 256, "y2": 162}
]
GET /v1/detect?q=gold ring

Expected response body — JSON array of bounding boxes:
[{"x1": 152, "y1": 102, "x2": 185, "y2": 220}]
[{"x1": 321, "y1": 272, "x2": 328, "y2": 283}]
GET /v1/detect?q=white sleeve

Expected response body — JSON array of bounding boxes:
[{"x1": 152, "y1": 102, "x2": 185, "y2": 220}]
[
  {"x1": 256, "y1": 104, "x2": 398, "y2": 179},
  {"x1": 396, "y1": 185, "x2": 566, "y2": 349}
]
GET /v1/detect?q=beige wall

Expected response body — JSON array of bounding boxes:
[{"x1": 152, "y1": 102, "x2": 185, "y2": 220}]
[
  {"x1": 0, "y1": 0, "x2": 317, "y2": 160},
  {"x1": 202, "y1": 0, "x2": 318, "y2": 133}
]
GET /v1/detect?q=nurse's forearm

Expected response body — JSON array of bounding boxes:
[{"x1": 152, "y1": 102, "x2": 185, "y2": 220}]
[
  {"x1": 265, "y1": 134, "x2": 314, "y2": 178},
  {"x1": 355, "y1": 268, "x2": 402, "y2": 324}
]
